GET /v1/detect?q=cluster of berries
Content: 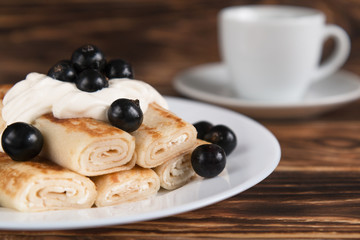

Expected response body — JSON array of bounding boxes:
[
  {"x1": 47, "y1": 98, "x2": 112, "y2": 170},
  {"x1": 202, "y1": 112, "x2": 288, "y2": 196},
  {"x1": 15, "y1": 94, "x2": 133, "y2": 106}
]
[
  {"x1": 2, "y1": 44, "x2": 143, "y2": 162},
  {"x1": 191, "y1": 121, "x2": 237, "y2": 178},
  {"x1": 47, "y1": 44, "x2": 134, "y2": 92}
]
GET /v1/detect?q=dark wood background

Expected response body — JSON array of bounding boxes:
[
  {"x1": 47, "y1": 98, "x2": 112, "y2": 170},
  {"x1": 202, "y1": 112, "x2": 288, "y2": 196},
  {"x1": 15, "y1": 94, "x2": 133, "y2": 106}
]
[
  {"x1": 0, "y1": 0, "x2": 359, "y2": 88},
  {"x1": 1, "y1": 0, "x2": 360, "y2": 239}
]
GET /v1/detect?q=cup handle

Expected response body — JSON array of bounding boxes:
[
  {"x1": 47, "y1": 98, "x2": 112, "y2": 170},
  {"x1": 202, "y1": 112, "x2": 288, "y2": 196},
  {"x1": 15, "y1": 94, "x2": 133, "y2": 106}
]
[{"x1": 312, "y1": 25, "x2": 351, "y2": 82}]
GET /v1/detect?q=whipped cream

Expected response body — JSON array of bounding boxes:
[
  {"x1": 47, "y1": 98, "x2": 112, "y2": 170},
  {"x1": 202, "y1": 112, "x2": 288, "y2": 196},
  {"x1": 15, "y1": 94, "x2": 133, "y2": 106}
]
[{"x1": 2, "y1": 72, "x2": 168, "y2": 125}]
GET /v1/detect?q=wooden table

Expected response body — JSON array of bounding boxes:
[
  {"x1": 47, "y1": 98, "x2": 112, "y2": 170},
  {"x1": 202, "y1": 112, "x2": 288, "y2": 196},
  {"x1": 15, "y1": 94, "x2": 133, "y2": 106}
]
[{"x1": 1, "y1": 0, "x2": 360, "y2": 238}]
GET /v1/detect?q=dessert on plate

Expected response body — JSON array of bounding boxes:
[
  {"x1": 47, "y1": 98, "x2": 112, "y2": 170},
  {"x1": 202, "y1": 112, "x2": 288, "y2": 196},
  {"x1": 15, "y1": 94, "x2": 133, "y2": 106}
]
[
  {"x1": 0, "y1": 44, "x2": 235, "y2": 212},
  {"x1": 0, "y1": 45, "x2": 198, "y2": 211}
]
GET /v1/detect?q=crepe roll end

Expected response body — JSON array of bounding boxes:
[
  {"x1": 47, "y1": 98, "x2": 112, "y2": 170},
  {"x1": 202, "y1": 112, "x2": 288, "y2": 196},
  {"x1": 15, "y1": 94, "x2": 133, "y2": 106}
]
[
  {"x1": 0, "y1": 154, "x2": 97, "y2": 212},
  {"x1": 79, "y1": 137, "x2": 136, "y2": 176},
  {"x1": 154, "y1": 153, "x2": 195, "y2": 190},
  {"x1": 93, "y1": 166, "x2": 160, "y2": 207},
  {"x1": 17, "y1": 176, "x2": 97, "y2": 212}
]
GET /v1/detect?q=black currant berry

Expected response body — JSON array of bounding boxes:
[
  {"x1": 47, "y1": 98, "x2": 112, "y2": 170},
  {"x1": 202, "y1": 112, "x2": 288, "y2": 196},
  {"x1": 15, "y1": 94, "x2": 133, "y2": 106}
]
[
  {"x1": 108, "y1": 98, "x2": 143, "y2": 132},
  {"x1": 104, "y1": 59, "x2": 134, "y2": 79},
  {"x1": 193, "y1": 121, "x2": 213, "y2": 139},
  {"x1": 75, "y1": 69, "x2": 108, "y2": 92},
  {"x1": 47, "y1": 60, "x2": 77, "y2": 82},
  {"x1": 2, "y1": 122, "x2": 44, "y2": 162},
  {"x1": 71, "y1": 44, "x2": 106, "y2": 72},
  {"x1": 203, "y1": 125, "x2": 237, "y2": 155},
  {"x1": 191, "y1": 144, "x2": 226, "y2": 178}
]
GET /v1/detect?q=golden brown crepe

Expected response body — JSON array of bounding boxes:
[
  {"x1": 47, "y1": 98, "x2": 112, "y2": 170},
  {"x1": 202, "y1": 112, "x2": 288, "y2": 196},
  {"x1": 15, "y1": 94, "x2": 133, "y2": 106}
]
[
  {"x1": 33, "y1": 114, "x2": 136, "y2": 176},
  {"x1": 154, "y1": 140, "x2": 207, "y2": 190},
  {"x1": 132, "y1": 103, "x2": 197, "y2": 168},
  {"x1": 93, "y1": 166, "x2": 160, "y2": 207},
  {"x1": 0, "y1": 153, "x2": 97, "y2": 212}
]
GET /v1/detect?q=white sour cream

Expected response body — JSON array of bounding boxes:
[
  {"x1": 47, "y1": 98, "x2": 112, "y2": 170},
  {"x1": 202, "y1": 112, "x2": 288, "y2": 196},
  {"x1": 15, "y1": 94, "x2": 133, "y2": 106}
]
[{"x1": 2, "y1": 72, "x2": 168, "y2": 125}]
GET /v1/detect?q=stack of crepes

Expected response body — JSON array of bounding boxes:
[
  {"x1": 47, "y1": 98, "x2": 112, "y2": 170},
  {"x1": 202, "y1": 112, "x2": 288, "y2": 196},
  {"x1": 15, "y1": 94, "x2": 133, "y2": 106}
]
[{"x1": 0, "y1": 82, "x2": 198, "y2": 211}]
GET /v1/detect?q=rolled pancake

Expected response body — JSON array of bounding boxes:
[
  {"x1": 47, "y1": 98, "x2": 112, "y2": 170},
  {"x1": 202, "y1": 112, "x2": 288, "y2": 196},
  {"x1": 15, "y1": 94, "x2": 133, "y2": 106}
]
[
  {"x1": 154, "y1": 140, "x2": 207, "y2": 190},
  {"x1": 0, "y1": 153, "x2": 96, "y2": 212},
  {"x1": 33, "y1": 114, "x2": 136, "y2": 176},
  {"x1": 93, "y1": 166, "x2": 160, "y2": 207},
  {"x1": 132, "y1": 103, "x2": 197, "y2": 168}
]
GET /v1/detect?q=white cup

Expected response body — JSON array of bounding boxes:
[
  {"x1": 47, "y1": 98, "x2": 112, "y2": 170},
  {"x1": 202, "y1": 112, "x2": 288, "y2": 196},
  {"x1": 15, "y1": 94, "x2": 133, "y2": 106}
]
[{"x1": 219, "y1": 5, "x2": 351, "y2": 102}]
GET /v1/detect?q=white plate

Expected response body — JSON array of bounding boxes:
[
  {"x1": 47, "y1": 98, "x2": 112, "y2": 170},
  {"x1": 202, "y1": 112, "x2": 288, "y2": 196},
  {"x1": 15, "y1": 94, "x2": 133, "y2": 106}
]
[
  {"x1": 0, "y1": 97, "x2": 280, "y2": 231},
  {"x1": 174, "y1": 63, "x2": 360, "y2": 119}
]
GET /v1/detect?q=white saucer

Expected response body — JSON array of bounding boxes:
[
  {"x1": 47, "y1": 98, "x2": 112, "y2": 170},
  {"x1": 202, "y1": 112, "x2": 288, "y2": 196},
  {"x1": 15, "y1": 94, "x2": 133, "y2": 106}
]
[{"x1": 173, "y1": 63, "x2": 360, "y2": 119}]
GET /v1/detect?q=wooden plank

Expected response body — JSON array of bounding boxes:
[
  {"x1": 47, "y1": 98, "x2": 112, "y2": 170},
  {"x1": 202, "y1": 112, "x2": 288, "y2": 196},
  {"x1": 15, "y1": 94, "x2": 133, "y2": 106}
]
[{"x1": 264, "y1": 121, "x2": 360, "y2": 171}]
